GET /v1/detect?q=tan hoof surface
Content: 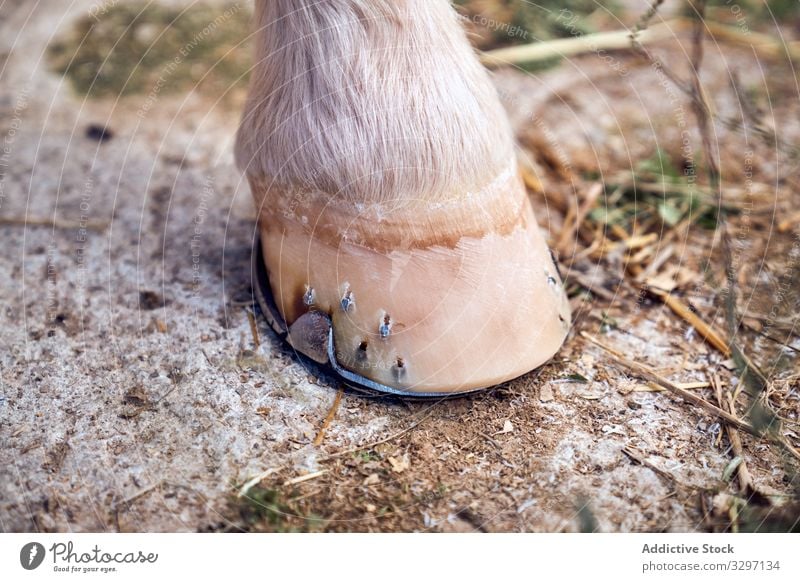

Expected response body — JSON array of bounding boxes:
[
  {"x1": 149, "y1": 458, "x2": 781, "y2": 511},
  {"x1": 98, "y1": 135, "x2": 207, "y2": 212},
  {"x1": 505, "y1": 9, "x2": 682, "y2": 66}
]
[{"x1": 251, "y1": 165, "x2": 571, "y2": 395}]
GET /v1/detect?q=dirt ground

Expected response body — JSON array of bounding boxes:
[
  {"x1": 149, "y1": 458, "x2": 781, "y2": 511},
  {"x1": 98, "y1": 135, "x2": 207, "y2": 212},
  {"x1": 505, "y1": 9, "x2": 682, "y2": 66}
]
[{"x1": 1, "y1": 0, "x2": 798, "y2": 532}]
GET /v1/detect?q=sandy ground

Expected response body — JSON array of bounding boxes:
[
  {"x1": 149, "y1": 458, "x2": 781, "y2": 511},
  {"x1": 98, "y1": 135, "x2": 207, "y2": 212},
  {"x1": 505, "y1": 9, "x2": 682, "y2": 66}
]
[{"x1": 1, "y1": 0, "x2": 798, "y2": 532}]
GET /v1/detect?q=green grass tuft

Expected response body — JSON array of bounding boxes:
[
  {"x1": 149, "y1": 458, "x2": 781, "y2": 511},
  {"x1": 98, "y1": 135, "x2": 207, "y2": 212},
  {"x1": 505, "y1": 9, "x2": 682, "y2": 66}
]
[{"x1": 47, "y1": 1, "x2": 251, "y2": 99}]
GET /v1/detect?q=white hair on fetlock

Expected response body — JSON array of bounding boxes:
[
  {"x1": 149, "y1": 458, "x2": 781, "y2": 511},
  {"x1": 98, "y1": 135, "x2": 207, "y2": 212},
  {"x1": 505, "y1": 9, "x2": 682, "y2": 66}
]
[{"x1": 234, "y1": 0, "x2": 514, "y2": 206}]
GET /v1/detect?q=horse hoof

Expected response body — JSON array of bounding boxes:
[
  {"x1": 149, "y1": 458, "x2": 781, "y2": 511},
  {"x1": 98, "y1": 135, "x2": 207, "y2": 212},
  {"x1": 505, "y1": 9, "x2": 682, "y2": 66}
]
[{"x1": 250, "y1": 164, "x2": 570, "y2": 395}]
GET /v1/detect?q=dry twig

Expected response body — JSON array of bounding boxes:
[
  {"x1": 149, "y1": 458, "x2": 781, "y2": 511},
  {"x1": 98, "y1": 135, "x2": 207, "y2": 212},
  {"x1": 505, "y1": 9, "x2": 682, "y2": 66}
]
[
  {"x1": 313, "y1": 387, "x2": 344, "y2": 447},
  {"x1": 246, "y1": 309, "x2": 260, "y2": 348},
  {"x1": 623, "y1": 446, "x2": 686, "y2": 488}
]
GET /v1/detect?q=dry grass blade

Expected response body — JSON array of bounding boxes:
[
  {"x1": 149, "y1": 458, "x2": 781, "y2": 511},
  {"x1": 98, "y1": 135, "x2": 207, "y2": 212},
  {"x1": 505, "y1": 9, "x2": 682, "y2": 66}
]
[
  {"x1": 481, "y1": 21, "x2": 678, "y2": 68},
  {"x1": 582, "y1": 332, "x2": 754, "y2": 435},
  {"x1": 283, "y1": 470, "x2": 328, "y2": 487},
  {"x1": 115, "y1": 481, "x2": 163, "y2": 509},
  {"x1": 649, "y1": 288, "x2": 731, "y2": 357},
  {"x1": 237, "y1": 468, "x2": 277, "y2": 498},
  {"x1": 702, "y1": 19, "x2": 800, "y2": 62},
  {"x1": 0, "y1": 216, "x2": 109, "y2": 231},
  {"x1": 623, "y1": 447, "x2": 684, "y2": 488},
  {"x1": 519, "y1": 162, "x2": 544, "y2": 195},
  {"x1": 321, "y1": 404, "x2": 439, "y2": 461},
  {"x1": 583, "y1": 332, "x2": 800, "y2": 463},
  {"x1": 634, "y1": 380, "x2": 710, "y2": 392},
  {"x1": 711, "y1": 374, "x2": 754, "y2": 494},
  {"x1": 556, "y1": 182, "x2": 603, "y2": 254}
]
